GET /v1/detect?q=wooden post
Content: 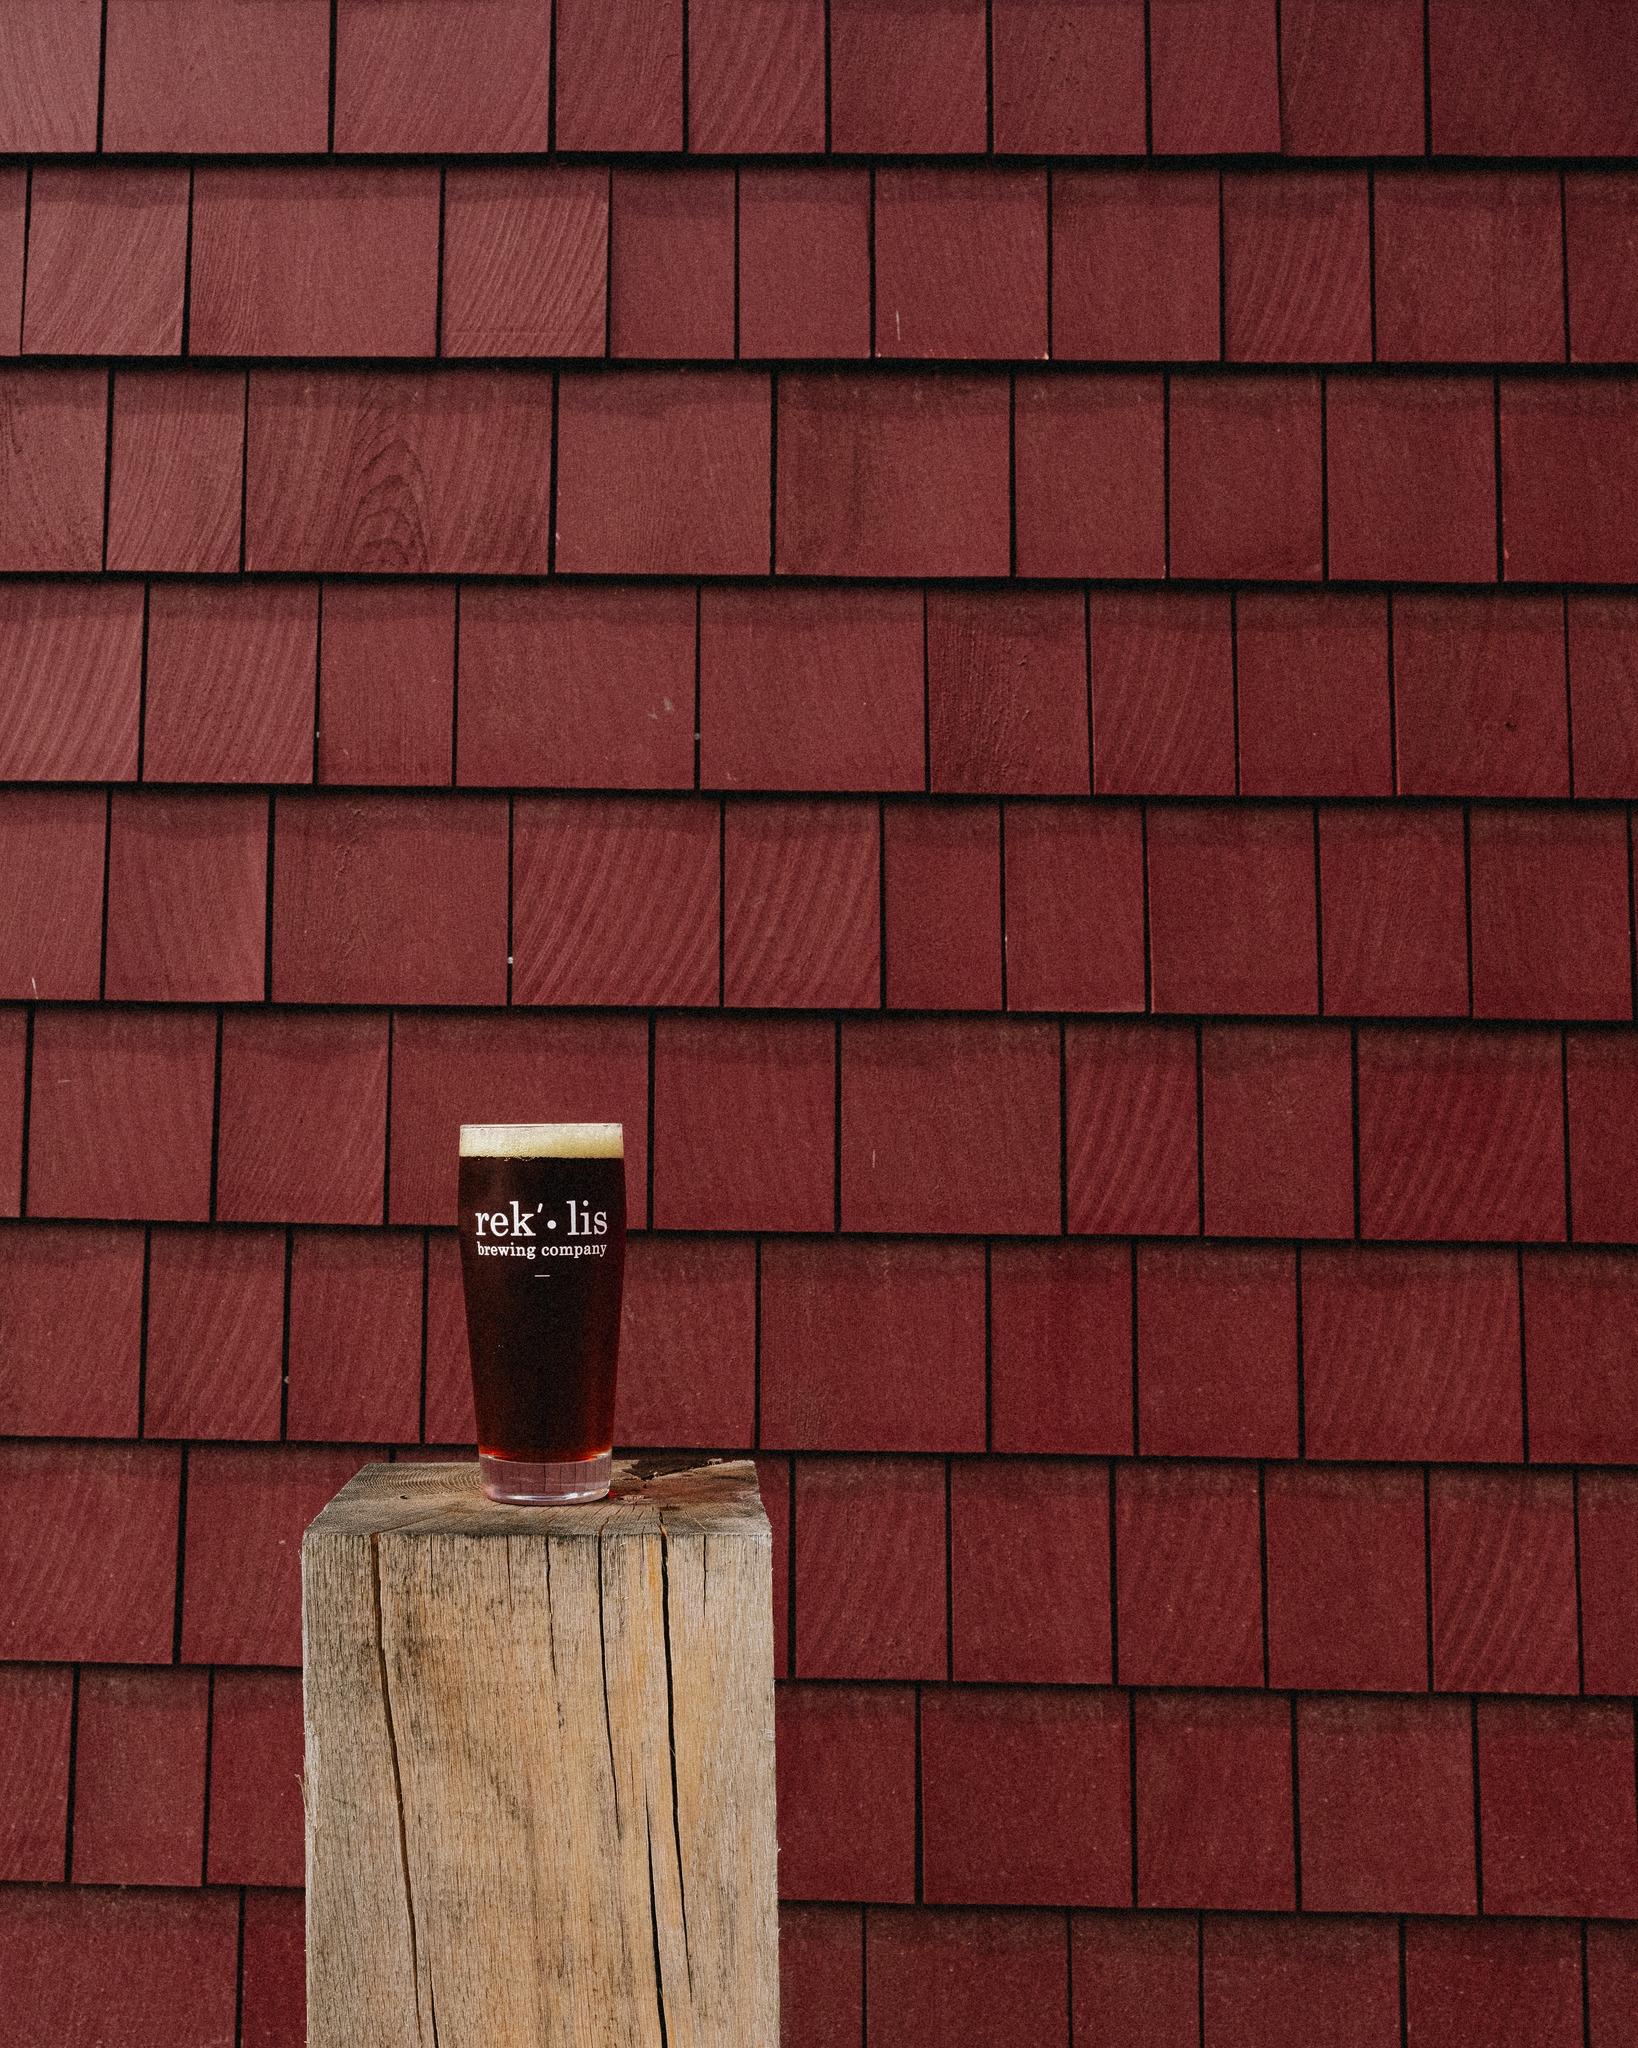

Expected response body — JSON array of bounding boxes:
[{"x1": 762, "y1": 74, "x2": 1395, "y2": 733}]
[{"x1": 302, "y1": 1456, "x2": 779, "y2": 2048}]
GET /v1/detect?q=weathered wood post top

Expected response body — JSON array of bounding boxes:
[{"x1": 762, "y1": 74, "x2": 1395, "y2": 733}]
[{"x1": 302, "y1": 1455, "x2": 779, "y2": 2048}]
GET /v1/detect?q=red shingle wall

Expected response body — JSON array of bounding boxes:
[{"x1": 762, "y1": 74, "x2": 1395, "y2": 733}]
[{"x1": 4, "y1": 7, "x2": 1638, "y2": 2044}]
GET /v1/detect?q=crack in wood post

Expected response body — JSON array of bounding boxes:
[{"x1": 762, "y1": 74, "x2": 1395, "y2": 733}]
[
  {"x1": 645, "y1": 1822, "x2": 671, "y2": 2048},
  {"x1": 596, "y1": 1527, "x2": 621, "y2": 1833},
  {"x1": 542, "y1": 1537, "x2": 560, "y2": 1688},
  {"x1": 369, "y1": 1533, "x2": 428, "y2": 2048},
  {"x1": 658, "y1": 1525, "x2": 693, "y2": 1992}
]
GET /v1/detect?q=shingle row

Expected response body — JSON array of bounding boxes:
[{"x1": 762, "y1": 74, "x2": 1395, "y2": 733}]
[
  {"x1": 9, "y1": 788, "x2": 1638, "y2": 1022},
  {"x1": 788, "y1": 1906, "x2": 1635, "y2": 2048},
  {"x1": 13, "y1": 1425, "x2": 1638, "y2": 1692},
  {"x1": 12, "y1": 1228, "x2": 1638, "y2": 1463},
  {"x1": 0, "y1": 1887, "x2": 296, "y2": 2048},
  {"x1": 4, "y1": 0, "x2": 1638, "y2": 160},
  {"x1": 2, "y1": 1008, "x2": 1637, "y2": 1242},
  {"x1": 5, "y1": 1888, "x2": 1635, "y2": 2048},
  {"x1": 767, "y1": 1458, "x2": 1638, "y2": 1700},
  {"x1": 14, "y1": 364, "x2": 1638, "y2": 582},
  {"x1": 10, "y1": 162, "x2": 1638, "y2": 365},
  {"x1": 10, "y1": 583, "x2": 1638, "y2": 801},
  {"x1": 777, "y1": 1682, "x2": 1638, "y2": 1917},
  {"x1": 6, "y1": 1621, "x2": 1638, "y2": 1915}
]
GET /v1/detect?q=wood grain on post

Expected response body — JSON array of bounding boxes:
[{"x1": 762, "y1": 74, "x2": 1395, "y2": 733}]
[{"x1": 302, "y1": 1456, "x2": 779, "y2": 2048}]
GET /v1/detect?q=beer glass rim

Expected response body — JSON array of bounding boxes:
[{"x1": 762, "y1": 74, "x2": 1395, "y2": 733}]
[{"x1": 459, "y1": 1122, "x2": 624, "y2": 1158}]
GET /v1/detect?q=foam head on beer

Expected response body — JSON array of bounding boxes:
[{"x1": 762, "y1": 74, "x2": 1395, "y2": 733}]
[
  {"x1": 459, "y1": 1122, "x2": 624, "y2": 1159},
  {"x1": 457, "y1": 1122, "x2": 627, "y2": 1504}
]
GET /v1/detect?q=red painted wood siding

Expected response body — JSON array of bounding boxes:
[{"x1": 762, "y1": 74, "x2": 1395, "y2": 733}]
[{"x1": 1, "y1": 7, "x2": 1638, "y2": 2046}]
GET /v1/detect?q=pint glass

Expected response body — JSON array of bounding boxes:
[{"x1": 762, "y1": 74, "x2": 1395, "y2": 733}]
[{"x1": 457, "y1": 1122, "x2": 627, "y2": 1504}]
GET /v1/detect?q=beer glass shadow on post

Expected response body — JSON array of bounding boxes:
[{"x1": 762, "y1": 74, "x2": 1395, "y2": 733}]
[{"x1": 300, "y1": 1124, "x2": 780, "y2": 2046}]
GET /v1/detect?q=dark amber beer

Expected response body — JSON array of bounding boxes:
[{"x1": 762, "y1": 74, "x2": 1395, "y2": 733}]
[{"x1": 457, "y1": 1123, "x2": 626, "y2": 1503}]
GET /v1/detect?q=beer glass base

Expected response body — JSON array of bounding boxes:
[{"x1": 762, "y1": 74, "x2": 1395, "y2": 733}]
[{"x1": 479, "y1": 1450, "x2": 612, "y2": 1505}]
